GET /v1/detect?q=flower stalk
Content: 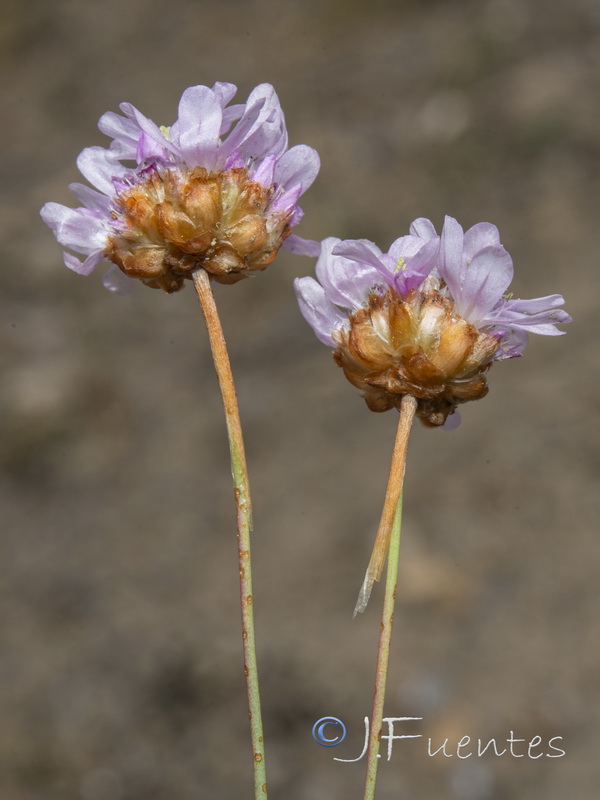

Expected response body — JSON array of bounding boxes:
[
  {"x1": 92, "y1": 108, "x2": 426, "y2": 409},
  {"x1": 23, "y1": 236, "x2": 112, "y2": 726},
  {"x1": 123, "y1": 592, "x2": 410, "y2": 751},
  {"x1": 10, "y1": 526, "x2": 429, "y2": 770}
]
[
  {"x1": 362, "y1": 393, "x2": 417, "y2": 800},
  {"x1": 192, "y1": 268, "x2": 267, "y2": 799}
]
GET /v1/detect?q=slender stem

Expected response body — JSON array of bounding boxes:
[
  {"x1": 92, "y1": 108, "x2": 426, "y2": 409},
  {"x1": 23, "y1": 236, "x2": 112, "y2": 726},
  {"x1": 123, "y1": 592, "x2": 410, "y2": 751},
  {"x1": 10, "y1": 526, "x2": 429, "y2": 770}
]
[
  {"x1": 192, "y1": 269, "x2": 267, "y2": 799},
  {"x1": 362, "y1": 394, "x2": 417, "y2": 800}
]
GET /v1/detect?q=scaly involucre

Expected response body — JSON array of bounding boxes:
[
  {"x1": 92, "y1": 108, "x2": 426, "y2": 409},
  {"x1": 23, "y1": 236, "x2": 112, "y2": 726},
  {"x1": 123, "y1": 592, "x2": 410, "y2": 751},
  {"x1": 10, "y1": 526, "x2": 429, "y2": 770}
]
[
  {"x1": 295, "y1": 216, "x2": 571, "y2": 427},
  {"x1": 41, "y1": 82, "x2": 320, "y2": 294}
]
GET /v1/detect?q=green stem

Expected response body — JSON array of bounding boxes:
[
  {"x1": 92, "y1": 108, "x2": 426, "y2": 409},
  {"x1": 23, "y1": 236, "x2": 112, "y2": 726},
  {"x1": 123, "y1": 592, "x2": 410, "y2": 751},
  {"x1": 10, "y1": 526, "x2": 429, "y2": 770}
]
[
  {"x1": 362, "y1": 394, "x2": 417, "y2": 800},
  {"x1": 192, "y1": 269, "x2": 267, "y2": 800}
]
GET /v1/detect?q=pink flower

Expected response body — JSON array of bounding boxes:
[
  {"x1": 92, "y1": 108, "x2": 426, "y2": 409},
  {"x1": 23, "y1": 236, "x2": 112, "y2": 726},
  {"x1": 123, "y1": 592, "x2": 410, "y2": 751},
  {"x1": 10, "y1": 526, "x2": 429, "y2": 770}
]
[
  {"x1": 295, "y1": 217, "x2": 571, "y2": 427},
  {"x1": 41, "y1": 82, "x2": 320, "y2": 294}
]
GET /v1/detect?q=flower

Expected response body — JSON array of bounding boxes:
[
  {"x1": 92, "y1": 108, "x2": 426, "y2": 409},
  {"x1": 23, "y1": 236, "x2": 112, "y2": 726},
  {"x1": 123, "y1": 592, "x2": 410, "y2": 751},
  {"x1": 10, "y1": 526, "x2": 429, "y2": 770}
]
[
  {"x1": 41, "y1": 82, "x2": 320, "y2": 294},
  {"x1": 295, "y1": 216, "x2": 571, "y2": 427}
]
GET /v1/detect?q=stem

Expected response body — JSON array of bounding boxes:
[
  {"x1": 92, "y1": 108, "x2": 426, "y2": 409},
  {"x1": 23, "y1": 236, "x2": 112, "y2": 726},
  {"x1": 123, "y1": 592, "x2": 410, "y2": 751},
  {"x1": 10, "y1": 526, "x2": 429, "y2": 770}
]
[
  {"x1": 192, "y1": 269, "x2": 267, "y2": 799},
  {"x1": 354, "y1": 396, "x2": 417, "y2": 615},
  {"x1": 362, "y1": 394, "x2": 417, "y2": 800}
]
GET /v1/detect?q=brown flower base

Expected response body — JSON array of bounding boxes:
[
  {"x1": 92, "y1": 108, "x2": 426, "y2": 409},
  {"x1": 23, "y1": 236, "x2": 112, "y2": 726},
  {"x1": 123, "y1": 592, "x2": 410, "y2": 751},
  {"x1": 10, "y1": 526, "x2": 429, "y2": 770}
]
[
  {"x1": 333, "y1": 286, "x2": 498, "y2": 426},
  {"x1": 105, "y1": 166, "x2": 293, "y2": 292}
]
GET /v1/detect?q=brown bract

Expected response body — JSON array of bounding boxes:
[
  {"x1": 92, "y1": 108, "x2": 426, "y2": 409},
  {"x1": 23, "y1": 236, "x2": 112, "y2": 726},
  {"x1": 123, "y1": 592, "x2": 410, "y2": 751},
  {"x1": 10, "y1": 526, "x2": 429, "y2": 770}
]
[
  {"x1": 105, "y1": 166, "x2": 293, "y2": 292},
  {"x1": 333, "y1": 286, "x2": 499, "y2": 427}
]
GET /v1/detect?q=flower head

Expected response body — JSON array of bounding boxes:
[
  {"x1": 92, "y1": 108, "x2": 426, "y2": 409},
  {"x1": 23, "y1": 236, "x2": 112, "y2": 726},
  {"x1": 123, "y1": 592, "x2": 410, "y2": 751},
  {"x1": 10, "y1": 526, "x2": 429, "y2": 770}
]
[
  {"x1": 295, "y1": 216, "x2": 571, "y2": 427},
  {"x1": 41, "y1": 82, "x2": 320, "y2": 293}
]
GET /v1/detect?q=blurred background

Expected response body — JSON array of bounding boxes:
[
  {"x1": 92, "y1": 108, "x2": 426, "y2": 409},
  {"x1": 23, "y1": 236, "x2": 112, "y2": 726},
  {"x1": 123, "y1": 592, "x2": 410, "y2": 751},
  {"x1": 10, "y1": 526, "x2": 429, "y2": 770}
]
[{"x1": 1, "y1": 0, "x2": 598, "y2": 798}]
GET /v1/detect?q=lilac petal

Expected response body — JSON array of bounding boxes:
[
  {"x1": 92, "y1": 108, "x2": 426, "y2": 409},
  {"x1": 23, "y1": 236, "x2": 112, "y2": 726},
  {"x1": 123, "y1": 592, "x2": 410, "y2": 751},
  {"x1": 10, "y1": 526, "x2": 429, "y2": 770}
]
[
  {"x1": 119, "y1": 103, "x2": 176, "y2": 152},
  {"x1": 317, "y1": 238, "x2": 383, "y2": 310},
  {"x1": 505, "y1": 321, "x2": 567, "y2": 335},
  {"x1": 63, "y1": 250, "x2": 104, "y2": 276},
  {"x1": 218, "y1": 95, "x2": 267, "y2": 162},
  {"x1": 77, "y1": 146, "x2": 126, "y2": 195},
  {"x1": 404, "y1": 236, "x2": 440, "y2": 274},
  {"x1": 270, "y1": 183, "x2": 302, "y2": 214},
  {"x1": 289, "y1": 205, "x2": 304, "y2": 226},
  {"x1": 236, "y1": 84, "x2": 288, "y2": 160},
  {"x1": 409, "y1": 217, "x2": 437, "y2": 241},
  {"x1": 294, "y1": 276, "x2": 347, "y2": 346},
  {"x1": 463, "y1": 222, "x2": 500, "y2": 261},
  {"x1": 282, "y1": 234, "x2": 321, "y2": 257},
  {"x1": 273, "y1": 145, "x2": 320, "y2": 194},
  {"x1": 102, "y1": 264, "x2": 135, "y2": 295},
  {"x1": 223, "y1": 148, "x2": 245, "y2": 170},
  {"x1": 41, "y1": 203, "x2": 108, "y2": 253},
  {"x1": 333, "y1": 239, "x2": 392, "y2": 285},
  {"x1": 441, "y1": 410, "x2": 461, "y2": 430},
  {"x1": 220, "y1": 104, "x2": 245, "y2": 135},
  {"x1": 119, "y1": 102, "x2": 177, "y2": 159},
  {"x1": 250, "y1": 154, "x2": 277, "y2": 187},
  {"x1": 136, "y1": 131, "x2": 169, "y2": 162},
  {"x1": 211, "y1": 81, "x2": 237, "y2": 108},
  {"x1": 98, "y1": 111, "x2": 140, "y2": 159},
  {"x1": 439, "y1": 215, "x2": 465, "y2": 300},
  {"x1": 393, "y1": 237, "x2": 439, "y2": 295},
  {"x1": 98, "y1": 109, "x2": 138, "y2": 141},
  {"x1": 492, "y1": 328, "x2": 529, "y2": 359},
  {"x1": 487, "y1": 294, "x2": 572, "y2": 333},
  {"x1": 458, "y1": 245, "x2": 514, "y2": 322},
  {"x1": 486, "y1": 308, "x2": 571, "y2": 334},
  {"x1": 388, "y1": 235, "x2": 426, "y2": 263},
  {"x1": 69, "y1": 182, "x2": 112, "y2": 213},
  {"x1": 502, "y1": 294, "x2": 566, "y2": 314},
  {"x1": 169, "y1": 85, "x2": 223, "y2": 167}
]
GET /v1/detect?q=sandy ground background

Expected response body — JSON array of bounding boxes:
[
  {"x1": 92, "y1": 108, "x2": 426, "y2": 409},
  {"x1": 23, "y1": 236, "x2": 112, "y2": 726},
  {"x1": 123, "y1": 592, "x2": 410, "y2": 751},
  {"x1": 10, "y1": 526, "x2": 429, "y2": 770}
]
[{"x1": 1, "y1": 0, "x2": 599, "y2": 798}]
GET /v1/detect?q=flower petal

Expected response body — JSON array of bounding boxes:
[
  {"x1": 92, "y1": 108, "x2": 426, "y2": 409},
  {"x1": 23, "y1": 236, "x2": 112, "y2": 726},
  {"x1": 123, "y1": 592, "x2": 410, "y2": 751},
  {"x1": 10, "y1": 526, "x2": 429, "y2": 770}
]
[
  {"x1": 492, "y1": 327, "x2": 529, "y2": 359},
  {"x1": 502, "y1": 294, "x2": 566, "y2": 314},
  {"x1": 68, "y1": 182, "x2": 112, "y2": 213},
  {"x1": 317, "y1": 238, "x2": 383, "y2": 310},
  {"x1": 250, "y1": 154, "x2": 277, "y2": 187},
  {"x1": 273, "y1": 145, "x2": 320, "y2": 194},
  {"x1": 76, "y1": 146, "x2": 126, "y2": 195},
  {"x1": 442, "y1": 410, "x2": 461, "y2": 430},
  {"x1": 294, "y1": 276, "x2": 348, "y2": 346},
  {"x1": 393, "y1": 237, "x2": 439, "y2": 295},
  {"x1": 41, "y1": 203, "x2": 108, "y2": 253},
  {"x1": 98, "y1": 111, "x2": 140, "y2": 159},
  {"x1": 218, "y1": 95, "x2": 268, "y2": 162},
  {"x1": 333, "y1": 239, "x2": 392, "y2": 286},
  {"x1": 169, "y1": 85, "x2": 223, "y2": 167},
  {"x1": 439, "y1": 215, "x2": 465, "y2": 300},
  {"x1": 270, "y1": 183, "x2": 302, "y2": 215},
  {"x1": 458, "y1": 245, "x2": 514, "y2": 322},
  {"x1": 236, "y1": 84, "x2": 288, "y2": 160},
  {"x1": 63, "y1": 250, "x2": 104, "y2": 276},
  {"x1": 282, "y1": 234, "x2": 321, "y2": 257},
  {"x1": 388, "y1": 235, "x2": 426, "y2": 263},
  {"x1": 463, "y1": 222, "x2": 500, "y2": 261},
  {"x1": 211, "y1": 81, "x2": 237, "y2": 107},
  {"x1": 486, "y1": 307, "x2": 571, "y2": 334},
  {"x1": 409, "y1": 217, "x2": 437, "y2": 241},
  {"x1": 136, "y1": 131, "x2": 169, "y2": 162},
  {"x1": 119, "y1": 102, "x2": 176, "y2": 158}
]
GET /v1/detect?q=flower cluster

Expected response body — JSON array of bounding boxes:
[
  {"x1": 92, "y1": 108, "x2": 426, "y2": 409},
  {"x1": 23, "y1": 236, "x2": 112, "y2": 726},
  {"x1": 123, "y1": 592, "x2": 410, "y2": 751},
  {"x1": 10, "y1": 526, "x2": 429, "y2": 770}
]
[
  {"x1": 41, "y1": 82, "x2": 320, "y2": 293},
  {"x1": 295, "y1": 217, "x2": 571, "y2": 427}
]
